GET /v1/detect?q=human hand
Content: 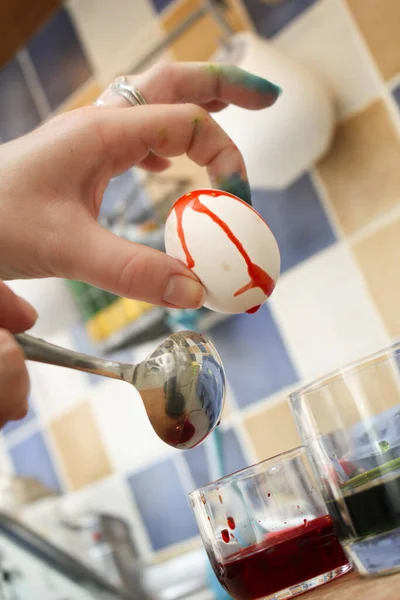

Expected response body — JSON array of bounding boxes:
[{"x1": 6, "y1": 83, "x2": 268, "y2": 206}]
[
  {"x1": 0, "y1": 62, "x2": 280, "y2": 309},
  {"x1": 0, "y1": 282, "x2": 37, "y2": 427}
]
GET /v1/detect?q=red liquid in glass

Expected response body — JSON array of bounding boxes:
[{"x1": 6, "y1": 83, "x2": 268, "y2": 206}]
[{"x1": 212, "y1": 516, "x2": 348, "y2": 600}]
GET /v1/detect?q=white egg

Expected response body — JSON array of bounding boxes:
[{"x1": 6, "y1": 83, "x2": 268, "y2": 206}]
[{"x1": 164, "y1": 190, "x2": 280, "y2": 314}]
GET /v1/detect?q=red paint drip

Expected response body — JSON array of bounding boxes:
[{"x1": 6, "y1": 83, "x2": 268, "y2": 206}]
[
  {"x1": 227, "y1": 516, "x2": 236, "y2": 530},
  {"x1": 174, "y1": 195, "x2": 196, "y2": 269},
  {"x1": 172, "y1": 190, "x2": 275, "y2": 304},
  {"x1": 221, "y1": 529, "x2": 230, "y2": 543}
]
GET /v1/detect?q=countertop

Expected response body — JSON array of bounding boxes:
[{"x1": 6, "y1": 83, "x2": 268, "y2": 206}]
[{"x1": 303, "y1": 571, "x2": 400, "y2": 600}]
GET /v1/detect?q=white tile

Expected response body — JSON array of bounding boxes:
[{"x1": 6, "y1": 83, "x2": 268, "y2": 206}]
[
  {"x1": 274, "y1": 0, "x2": 380, "y2": 119},
  {"x1": 60, "y1": 473, "x2": 152, "y2": 559},
  {"x1": 67, "y1": 0, "x2": 165, "y2": 86},
  {"x1": 28, "y1": 330, "x2": 90, "y2": 422},
  {"x1": 269, "y1": 245, "x2": 391, "y2": 381},
  {"x1": 8, "y1": 278, "x2": 79, "y2": 338},
  {"x1": 91, "y1": 379, "x2": 174, "y2": 474},
  {"x1": 61, "y1": 473, "x2": 134, "y2": 525}
]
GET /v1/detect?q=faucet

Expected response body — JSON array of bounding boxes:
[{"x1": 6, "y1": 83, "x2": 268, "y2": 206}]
[{"x1": 0, "y1": 511, "x2": 131, "y2": 599}]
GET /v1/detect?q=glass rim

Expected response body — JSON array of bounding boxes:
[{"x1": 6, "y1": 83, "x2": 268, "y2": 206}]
[
  {"x1": 188, "y1": 445, "x2": 305, "y2": 498},
  {"x1": 289, "y1": 340, "x2": 400, "y2": 401}
]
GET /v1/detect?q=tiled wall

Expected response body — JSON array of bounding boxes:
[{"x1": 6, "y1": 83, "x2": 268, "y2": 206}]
[{"x1": 1, "y1": 0, "x2": 400, "y2": 562}]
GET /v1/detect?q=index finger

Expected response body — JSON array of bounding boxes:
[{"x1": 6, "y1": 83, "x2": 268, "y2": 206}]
[
  {"x1": 90, "y1": 103, "x2": 252, "y2": 204},
  {"x1": 98, "y1": 62, "x2": 282, "y2": 112}
]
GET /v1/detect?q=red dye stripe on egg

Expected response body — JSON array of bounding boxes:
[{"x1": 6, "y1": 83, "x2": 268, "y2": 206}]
[{"x1": 172, "y1": 190, "x2": 276, "y2": 309}]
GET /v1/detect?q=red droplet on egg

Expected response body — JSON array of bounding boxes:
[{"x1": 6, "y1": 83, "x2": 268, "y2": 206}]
[{"x1": 246, "y1": 305, "x2": 261, "y2": 314}]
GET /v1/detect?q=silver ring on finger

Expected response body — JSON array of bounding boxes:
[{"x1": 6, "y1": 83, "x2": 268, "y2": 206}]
[{"x1": 109, "y1": 76, "x2": 147, "y2": 107}]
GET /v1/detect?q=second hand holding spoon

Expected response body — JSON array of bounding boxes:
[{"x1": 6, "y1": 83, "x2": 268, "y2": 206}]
[{"x1": 15, "y1": 330, "x2": 226, "y2": 450}]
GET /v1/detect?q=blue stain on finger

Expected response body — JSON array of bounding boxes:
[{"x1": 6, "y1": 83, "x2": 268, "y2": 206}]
[
  {"x1": 214, "y1": 172, "x2": 252, "y2": 206},
  {"x1": 207, "y1": 64, "x2": 282, "y2": 100}
]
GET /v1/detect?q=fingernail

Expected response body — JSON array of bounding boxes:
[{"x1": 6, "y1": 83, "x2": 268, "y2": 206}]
[
  {"x1": 17, "y1": 296, "x2": 38, "y2": 322},
  {"x1": 163, "y1": 275, "x2": 205, "y2": 309},
  {"x1": 214, "y1": 172, "x2": 252, "y2": 206},
  {"x1": 221, "y1": 66, "x2": 282, "y2": 98}
]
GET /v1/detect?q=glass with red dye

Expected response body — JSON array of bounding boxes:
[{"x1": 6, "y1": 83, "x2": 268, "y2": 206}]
[{"x1": 189, "y1": 447, "x2": 350, "y2": 600}]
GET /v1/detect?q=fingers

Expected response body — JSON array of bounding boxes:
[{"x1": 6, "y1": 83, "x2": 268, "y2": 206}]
[
  {"x1": 0, "y1": 281, "x2": 38, "y2": 333},
  {"x1": 97, "y1": 62, "x2": 282, "y2": 111},
  {"x1": 90, "y1": 103, "x2": 252, "y2": 203},
  {"x1": 0, "y1": 330, "x2": 29, "y2": 428},
  {"x1": 65, "y1": 218, "x2": 205, "y2": 309},
  {"x1": 136, "y1": 153, "x2": 171, "y2": 172}
]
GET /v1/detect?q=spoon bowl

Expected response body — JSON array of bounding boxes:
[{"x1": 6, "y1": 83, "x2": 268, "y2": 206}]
[{"x1": 15, "y1": 331, "x2": 225, "y2": 449}]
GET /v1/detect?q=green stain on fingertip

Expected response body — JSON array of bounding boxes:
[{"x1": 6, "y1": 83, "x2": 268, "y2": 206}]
[
  {"x1": 207, "y1": 64, "x2": 282, "y2": 98},
  {"x1": 206, "y1": 63, "x2": 223, "y2": 76},
  {"x1": 192, "y1": 115, "x2": 202, "y2": 135},
  {"x1": 215, "y1": 173, "x2": 252, "y2": 206}
]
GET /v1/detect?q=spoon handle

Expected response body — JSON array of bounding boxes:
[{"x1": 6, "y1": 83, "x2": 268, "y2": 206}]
[{"x1": 14, "y1": 333, "x2": 134, "y2": 382}]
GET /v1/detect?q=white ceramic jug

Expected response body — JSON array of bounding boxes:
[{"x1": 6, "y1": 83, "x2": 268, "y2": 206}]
[{"x1": 212, "y1": 31, "x2": 335, "y2": 190}]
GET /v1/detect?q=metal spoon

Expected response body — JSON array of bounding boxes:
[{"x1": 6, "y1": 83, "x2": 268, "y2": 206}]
[{"x1": 15, "y1": 331, "x2": 226, "y2": 450}]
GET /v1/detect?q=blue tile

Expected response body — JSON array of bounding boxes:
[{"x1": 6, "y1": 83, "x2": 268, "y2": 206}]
[
  {"x1": 393, "y1": 85, "x2": 400, "y2": 109},
  {"x1": 100, "y1": 170, "x2": 154, "y2": 224},
  {"x1": 221, "y1": 429, "x2": 248, "y2": 476},
  {"x1": 244, "y1": 0, "x2": 318, "y2": 38},
  {"x1": 184, "y1": 444, "x2": 211, "y2": 489},
  {"x1": 69, "y1": 323, "x2": 132, "y2": 386},
  {"x1": 27, "y1": 8, "x2": 92, "y2": 111},
  {"x1": 211, "y1": 306, "x2": 298, "y2": 408},
  {"x1": 127, "y1": 459, "x2": 198, "y2": 550},
  {"x1": 7, "y1": 431, "x2": 62, "y2": 493},
  {"x1": 100, "y1": 171, "x2": 137, "y2": 219},
  {"x1": 3, "y1": 396, "x2": 36, "y2": 435},
  {"x1": 150, "y1": 0, "x2": 174, "y2": 13},
  {"x1": 252, "y1": 173, "x2": 336, "y2": 273},
  {"x1": 0, "y1": 59, "x2": 41, "y2": 142}
]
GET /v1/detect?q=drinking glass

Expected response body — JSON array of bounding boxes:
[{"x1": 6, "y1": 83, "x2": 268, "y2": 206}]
[
  {"x1": 290, "y1": 343, "x2": 400, "y2": 576},
  {"x1": 189, "y1": 447, "x2": 350, "y2": 600}
]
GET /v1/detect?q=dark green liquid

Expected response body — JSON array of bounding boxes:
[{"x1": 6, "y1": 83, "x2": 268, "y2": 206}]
[{"x1": 328, "y1": 470, "x2": 400, "y2": 540}]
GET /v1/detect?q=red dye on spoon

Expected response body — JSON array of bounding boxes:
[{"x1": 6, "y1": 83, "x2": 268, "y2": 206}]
[
  {"x1": 172, "y1": 191, "x2": 276, "y2": 313},
  {"x1": 179, "y1": 420, "x2": 195, "y2": 444},
  {"x1": 227, "y1": 516, "x2": 236, "y2": 530},
  {"x1": 165, "y1": 419, "x2": 195, "y2": 447}
]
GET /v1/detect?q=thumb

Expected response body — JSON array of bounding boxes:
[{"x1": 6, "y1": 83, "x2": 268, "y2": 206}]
[
  {"x1": 0, "y1": 281, "x2": 38, "y2": 333},
  {"x1": 64, "y1": 222, "x2": 205, "y2": 309},
  {"x1": 0, "y1": 330, "x2": 30, "y2": 427}
]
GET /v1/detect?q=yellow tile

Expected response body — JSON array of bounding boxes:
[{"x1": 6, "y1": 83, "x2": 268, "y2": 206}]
[
  {"x1": 303, "y1": 361, "x2": 400, "y2": 435},
  {"x1": 56, "y1": 81, "x2": 103, "y2": 113},
  {"x1": 347, "y1": 0, "x2": 400, "y2": 81},
  {"x1": 244, "y1": 401, "x2": 301, "y2": 461},
  {"x1": 49, "y1": 401, "x2": 112, "y2": 491},
  {"x1": 317, "y1": 101, "x2": 400, "y2": 234},
  {"x1": 352, "y1": 218, "x2": 400, "y2": 338},
  {"x1": 160, "y1": 0, "x2": 250, "y2": 62}
]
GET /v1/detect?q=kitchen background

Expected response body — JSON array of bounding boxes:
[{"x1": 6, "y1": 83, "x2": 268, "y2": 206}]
[{"x1": 0, "y1": 0, "x2": 400, "y2": 592}]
